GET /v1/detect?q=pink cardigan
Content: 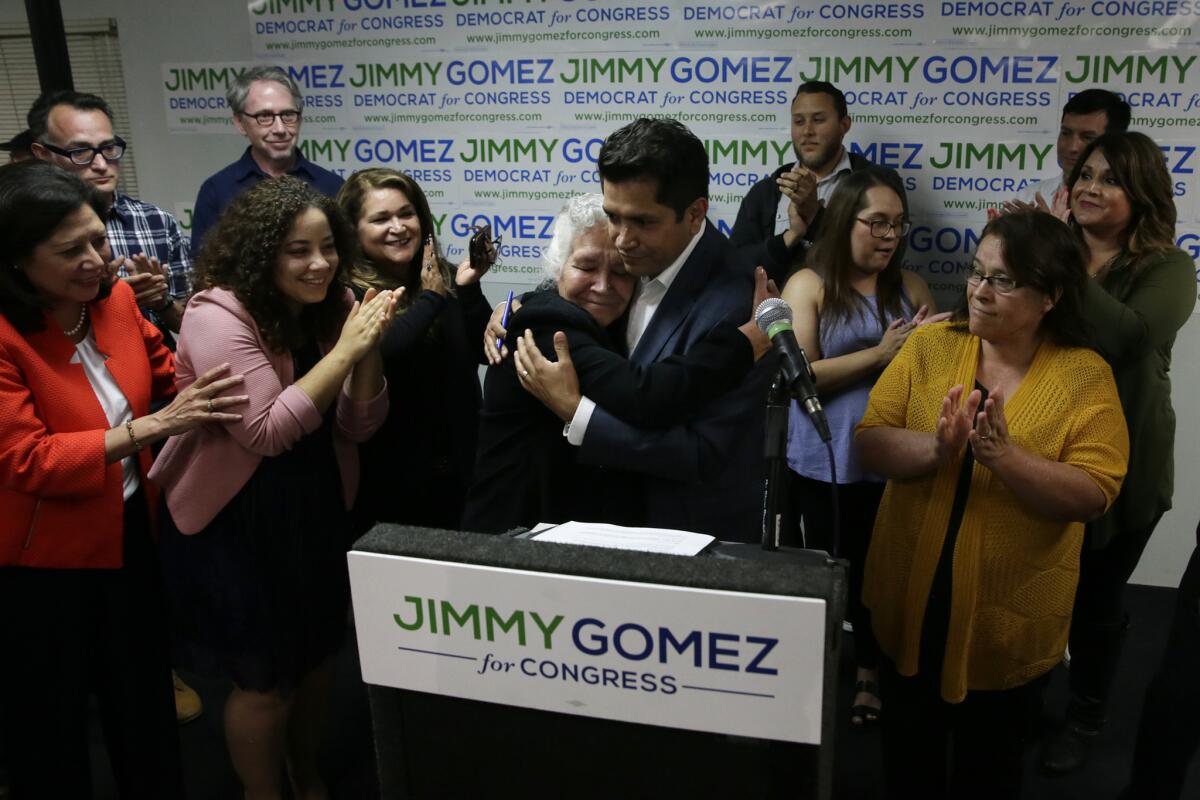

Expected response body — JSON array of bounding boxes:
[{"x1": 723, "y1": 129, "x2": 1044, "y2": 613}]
[{"x1": 149, "y1": 287, "x2": 387, "y2": 533}]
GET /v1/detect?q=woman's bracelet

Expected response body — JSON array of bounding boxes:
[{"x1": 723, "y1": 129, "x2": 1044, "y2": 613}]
[{"x1": 125, "y1": 418, "x2": 145, "y2": 451}]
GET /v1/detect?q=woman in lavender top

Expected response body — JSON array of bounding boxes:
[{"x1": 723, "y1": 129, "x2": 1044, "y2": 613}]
[{"x1": 782, "y1": 167, "x2": 945, "y2": 725}]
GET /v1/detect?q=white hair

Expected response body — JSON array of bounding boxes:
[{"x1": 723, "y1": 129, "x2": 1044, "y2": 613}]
[{"x1": 541, "y1": 193, "x2": 608, "y2": 282}]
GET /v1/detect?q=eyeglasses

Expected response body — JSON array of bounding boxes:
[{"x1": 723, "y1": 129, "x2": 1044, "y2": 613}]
[
  {"x1": 40, "y1": 137, "x2": 126, "y2": 166},
  {"x1": 855, "y1": 217, "x2": 911, "y2": 238},
  {"x1": 966, "y1": 268, "x2": 1021, "y2": 294},
  {"x1": 241, "y1": 109, "x2": 301, "y2": 127}
]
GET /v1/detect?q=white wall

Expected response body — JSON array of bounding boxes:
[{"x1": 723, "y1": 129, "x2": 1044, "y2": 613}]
[
  {"x1": 1130, "y1": 313, "x2": 1200, "y2": 587},
  {"x1": 0, "y1": 0, "x2": 253, "y2": 215},
  {"x1": 109, "y1": 0, "x2": 252, "y2": 214},
  {"x1": 3, "y1": 0, "x2": 1196, "y2": 587}
]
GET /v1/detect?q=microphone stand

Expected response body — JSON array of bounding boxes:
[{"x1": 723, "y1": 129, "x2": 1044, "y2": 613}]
[
  {"x1": 760, "y1": 368, "x2": 842, "y2": 557},
  {"x1": 761, "y1": 369, "x2": 790, "y2": 552}
]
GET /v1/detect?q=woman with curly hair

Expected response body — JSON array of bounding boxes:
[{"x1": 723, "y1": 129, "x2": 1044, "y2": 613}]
[
  {"x1": 336, "y1": 169, "x2": 494, "y2": 532},
  {"x1": 1040, "y1": 131, "x2": 1197, "y2": 774},
  {"x1": 149, "y1": 176, "x2": 397, "y2": 798}
]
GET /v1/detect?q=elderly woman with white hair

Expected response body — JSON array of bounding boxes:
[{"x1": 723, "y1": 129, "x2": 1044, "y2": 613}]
[{"x1": 462, "y1": 194, "x2": 772, "y2": 532}]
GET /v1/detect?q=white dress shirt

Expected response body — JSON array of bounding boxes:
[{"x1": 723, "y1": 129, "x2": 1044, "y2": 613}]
[
  {"x1": 1015, "y1": 172, "x2": 1064, "y2": 206},
  {"x1": 72, "y1": 331, "x2": 139, "y2": 499}
]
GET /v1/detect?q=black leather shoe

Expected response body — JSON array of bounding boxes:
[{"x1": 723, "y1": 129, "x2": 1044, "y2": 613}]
[{"x1": 1040, "y1": 720, "x2": 1101, "y2": 774}]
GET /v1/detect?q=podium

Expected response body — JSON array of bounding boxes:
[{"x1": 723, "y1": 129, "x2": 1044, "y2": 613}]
[{"x1": 349, "y1": 525, "x2": 846, "y2": 799}]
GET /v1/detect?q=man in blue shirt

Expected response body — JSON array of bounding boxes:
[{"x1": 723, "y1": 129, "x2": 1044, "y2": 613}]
[{"x1": 190, "y1": 65, "x2": 343, "y2": 249}]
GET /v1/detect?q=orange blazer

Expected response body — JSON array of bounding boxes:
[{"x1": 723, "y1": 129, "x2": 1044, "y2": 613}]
[{"x1": 0, "y1": 280, "x2": 175, "y2": 568}]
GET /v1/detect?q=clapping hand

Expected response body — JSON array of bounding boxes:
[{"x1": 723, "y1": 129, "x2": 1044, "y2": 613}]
[
  {"x1": 739, "y1": 267, "x2": 779, "y2": 360},
  {"x1": 968, "y1": 387, "x2": 1010, "y2": 466},
  {"x1": 336, "y1": 287, "x2": 401, "y2": 362},
  {"x1": 114, "y1": 253, "x2": 170, "y2": 309},
  {"x1": 992, "y1": 187, "x2": 1070, "y2": 224},
  {"x1": 778, "y1": 165, "x2": 819, "y2": 235},
  {"x1": 1038, "y1": 186, "x2": 1071, "y2": 223},
  {"x1": 935, "y1": 384, "x2": 982, "y2": 463},
  {"x1": 420, "y1": 238, "x2": 448, "y2": 296}
]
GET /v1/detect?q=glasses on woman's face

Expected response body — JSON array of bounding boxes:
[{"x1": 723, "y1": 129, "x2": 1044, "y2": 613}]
[
  {"x1": 242, "y1": 109, "x2": 301, "y2": 127},
  {"x1": 855, "y1": 217, "x2": 911, "y2": 239},
  {"x1": 966, "y1": 268, "x2": 1020, "y2": 294},
  {"x1": 41, "y1": 137, "x2": 126, "y2": 166}
]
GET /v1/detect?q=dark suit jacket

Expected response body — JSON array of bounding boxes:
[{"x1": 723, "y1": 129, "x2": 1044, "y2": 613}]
[
  {"x1": 577, "y1": 223, "x2": 774, "y2": 542},
  {"x1": 730, "y1": 152, "x2": 901, "y2": 284},
  {"x1": 461, "y1": 289, "x2": 754, "y2": 534}
]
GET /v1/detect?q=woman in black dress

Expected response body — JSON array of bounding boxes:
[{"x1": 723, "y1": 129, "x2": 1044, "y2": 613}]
[{"x1": 336, "y1": 169, "x2": 494, "y2": 533}]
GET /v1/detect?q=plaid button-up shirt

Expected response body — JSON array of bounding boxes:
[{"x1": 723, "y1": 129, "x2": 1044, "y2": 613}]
[{"x1": 105, "y1": 193, "x2": 192, "y2": 330}]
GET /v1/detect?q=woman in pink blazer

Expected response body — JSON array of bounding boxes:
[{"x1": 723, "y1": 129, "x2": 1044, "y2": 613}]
[{"x1": 150, "y1": 177, "x2": 396, "y2": 798}]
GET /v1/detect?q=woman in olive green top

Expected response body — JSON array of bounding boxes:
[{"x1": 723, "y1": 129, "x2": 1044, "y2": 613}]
[{"x1": 1041, "y1": 130, "x2": 1196, "y2": 773}]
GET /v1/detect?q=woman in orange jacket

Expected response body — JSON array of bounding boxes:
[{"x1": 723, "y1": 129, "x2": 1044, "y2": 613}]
[{"x1": 0, "y1": 162, "x2": 244, "y2": 798}]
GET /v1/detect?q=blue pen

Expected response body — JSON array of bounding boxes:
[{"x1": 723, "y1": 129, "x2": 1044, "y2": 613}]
[{"x1": 497, "y1": 290, "x2": 514, "y2": 351}]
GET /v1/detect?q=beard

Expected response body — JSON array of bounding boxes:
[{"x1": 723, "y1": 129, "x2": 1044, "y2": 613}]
[{"x1": 794, "y1": 139, "x2": 841, "y2": 173}]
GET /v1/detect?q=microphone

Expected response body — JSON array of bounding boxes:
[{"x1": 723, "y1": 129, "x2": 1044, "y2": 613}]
[{"x1": 755, "y1": 297, "x2": 831, "y2": 443}]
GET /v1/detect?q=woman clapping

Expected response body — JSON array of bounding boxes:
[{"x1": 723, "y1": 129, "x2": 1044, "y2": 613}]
[
  {"x1": 150, "y1": 177, "x2": 396, "y2": 799},
  {"x1": 856, "y1": 211, "x2": 1129, "y2": 798}
]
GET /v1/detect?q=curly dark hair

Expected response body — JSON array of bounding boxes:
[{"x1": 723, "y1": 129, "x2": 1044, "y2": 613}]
[{"x1": 193, "y1": 176, "x2": 355, "y2": 352}]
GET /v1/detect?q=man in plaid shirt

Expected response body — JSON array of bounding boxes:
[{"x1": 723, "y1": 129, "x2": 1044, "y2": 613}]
[{"x1": 29, "y1": 91, "x2": 191, "y2": 340}]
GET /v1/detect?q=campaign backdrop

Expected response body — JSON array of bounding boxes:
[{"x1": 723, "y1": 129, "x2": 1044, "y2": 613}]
[{"x1": 163, "y1": 0, "x2": 1200, "y2": 305}]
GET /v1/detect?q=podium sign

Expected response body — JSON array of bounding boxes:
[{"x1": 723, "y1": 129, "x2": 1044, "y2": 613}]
[{"x1": 349, "y1": 551, "x2": 826, "y2": 744}]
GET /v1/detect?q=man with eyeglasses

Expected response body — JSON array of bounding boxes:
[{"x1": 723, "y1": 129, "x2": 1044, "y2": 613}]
[
  {"x1": 730, "y1": 80, "x2": 905, "y2": 285},
  {"x1": 190, "y1": 65, "x2": 342, "y2": 249},
  {"x1": 29, "y1": 91, "x2": 190, "y2": 339}
]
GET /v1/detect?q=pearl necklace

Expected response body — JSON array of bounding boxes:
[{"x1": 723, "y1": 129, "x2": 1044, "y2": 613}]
[{"x1": 62, "y1": 304, "x2": 87, "y2": 337}]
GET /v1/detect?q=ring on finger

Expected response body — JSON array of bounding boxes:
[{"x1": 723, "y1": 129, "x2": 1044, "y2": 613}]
[
  {"x1": 206, "y1": 398, "x2": 214, "y2": 413},
  {"x1": 521, "y1": 369, "x2": 530, "y2": 377}
]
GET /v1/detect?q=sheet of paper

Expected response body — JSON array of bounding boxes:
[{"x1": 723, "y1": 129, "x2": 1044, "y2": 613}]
[{"x1": 532, "y1": 521, "x2": 715, "y2": 556}]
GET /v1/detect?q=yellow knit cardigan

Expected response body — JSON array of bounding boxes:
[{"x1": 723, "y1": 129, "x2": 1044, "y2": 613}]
[{"x1": 857, "y1": 323, "x2": 1129, "y2": 702}]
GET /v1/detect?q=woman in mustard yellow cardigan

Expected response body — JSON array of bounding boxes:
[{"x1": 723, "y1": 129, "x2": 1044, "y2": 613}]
[{"x1": 854, "y1": 211, "x2": 1129, "y2": 800}]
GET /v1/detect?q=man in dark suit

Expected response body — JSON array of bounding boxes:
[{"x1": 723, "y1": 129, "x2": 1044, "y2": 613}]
[
  {"x1": 730, "y1": 81, "x2": 904, "y2": 284},
  {"x1": 561, "y1": 118, "x2": 772, "y2": 541}
]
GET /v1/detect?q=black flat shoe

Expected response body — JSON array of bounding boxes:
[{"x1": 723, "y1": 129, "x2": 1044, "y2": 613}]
[{"x1": 850, "y1": 679, "x2": 882, "y2": 725}]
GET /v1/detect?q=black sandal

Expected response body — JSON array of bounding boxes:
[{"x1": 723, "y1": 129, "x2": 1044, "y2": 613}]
[{"x1": 850, "y1": 679, "x2": 882, "y2": 725}]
